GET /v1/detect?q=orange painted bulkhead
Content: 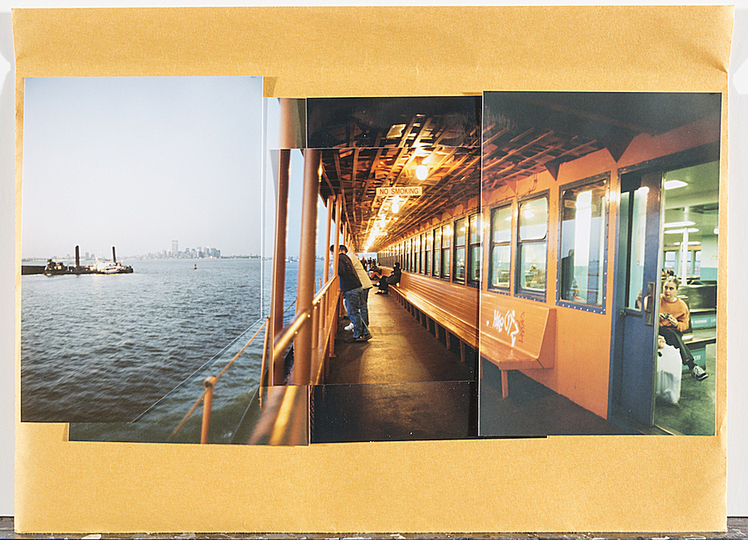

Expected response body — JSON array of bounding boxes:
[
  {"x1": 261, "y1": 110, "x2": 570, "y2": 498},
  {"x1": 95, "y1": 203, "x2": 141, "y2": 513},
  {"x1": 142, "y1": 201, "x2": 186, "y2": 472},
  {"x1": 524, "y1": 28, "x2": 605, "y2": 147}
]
[{"x1": 383, "y1": 114, "x2": 720, "y2": 421}]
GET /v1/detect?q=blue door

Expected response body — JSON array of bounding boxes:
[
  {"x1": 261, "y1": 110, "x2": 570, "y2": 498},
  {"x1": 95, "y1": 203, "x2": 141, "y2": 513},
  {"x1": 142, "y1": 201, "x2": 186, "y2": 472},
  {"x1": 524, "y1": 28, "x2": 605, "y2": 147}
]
[{"x1": 611, "y1": 171, "x2": 662, "y2": 426}]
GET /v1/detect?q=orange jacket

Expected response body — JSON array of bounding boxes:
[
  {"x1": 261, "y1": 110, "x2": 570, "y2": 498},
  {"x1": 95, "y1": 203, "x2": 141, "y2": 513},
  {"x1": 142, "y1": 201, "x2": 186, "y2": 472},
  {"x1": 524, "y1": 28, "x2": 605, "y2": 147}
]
[{"x1": 659, "y1": 296, "x2": 690, "y2": 333}]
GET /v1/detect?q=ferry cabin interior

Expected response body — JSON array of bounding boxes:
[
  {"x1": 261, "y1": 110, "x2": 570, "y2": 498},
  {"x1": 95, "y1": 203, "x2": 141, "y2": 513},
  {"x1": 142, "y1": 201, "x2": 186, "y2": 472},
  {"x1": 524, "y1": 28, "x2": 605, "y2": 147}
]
[{"x1": 262, "y1": 92, "x2": 720, "y2": 444}]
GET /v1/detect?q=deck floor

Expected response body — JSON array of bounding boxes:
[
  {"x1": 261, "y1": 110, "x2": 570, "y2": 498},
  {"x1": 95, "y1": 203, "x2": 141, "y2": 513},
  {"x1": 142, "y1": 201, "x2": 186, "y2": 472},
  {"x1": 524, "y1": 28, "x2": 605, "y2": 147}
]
[{"x1": 311, "y1": 290, "x2": 628, "y2": 443}]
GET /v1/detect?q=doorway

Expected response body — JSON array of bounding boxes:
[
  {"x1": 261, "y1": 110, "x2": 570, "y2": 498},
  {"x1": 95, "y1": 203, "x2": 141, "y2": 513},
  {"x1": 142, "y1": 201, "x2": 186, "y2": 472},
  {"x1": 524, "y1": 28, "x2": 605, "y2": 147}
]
[
  {"x1": 610, "y1": 151, "x2": 719, "y2": 435},
  {"x1": 610, "y1": 171, "x2": 663, "y2": 427},
  {"x1": 653, "y1": 161, "x2": 719, "y2": 435}
]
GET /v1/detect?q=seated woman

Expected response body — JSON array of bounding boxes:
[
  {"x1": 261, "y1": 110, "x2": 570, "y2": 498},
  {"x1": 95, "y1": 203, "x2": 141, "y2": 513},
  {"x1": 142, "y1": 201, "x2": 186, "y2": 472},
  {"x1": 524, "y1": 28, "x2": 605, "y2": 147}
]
[
  {"x1": 659, "y1": 275, "x2": 708, "y2": 381},
  {"x1": 369, "y1": 265, "x2": 383, "y2": 283},
  {"x1": 376, "y1": 262, "x2": 401, "y2": 294}
]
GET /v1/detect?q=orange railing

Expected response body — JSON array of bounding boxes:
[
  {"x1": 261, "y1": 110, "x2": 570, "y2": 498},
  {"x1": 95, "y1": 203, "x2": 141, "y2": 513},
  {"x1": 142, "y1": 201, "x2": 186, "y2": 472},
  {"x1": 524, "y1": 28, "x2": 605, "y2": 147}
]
[
  {"x1": 172, "y1": 276, "x2": 341, "y2": 444},
  {"x1": 268, "y1": 275, "x2": 340, "y2": 387},
  {"x1": 170, "y1": 318, "x2": 268, "y2": 444}
]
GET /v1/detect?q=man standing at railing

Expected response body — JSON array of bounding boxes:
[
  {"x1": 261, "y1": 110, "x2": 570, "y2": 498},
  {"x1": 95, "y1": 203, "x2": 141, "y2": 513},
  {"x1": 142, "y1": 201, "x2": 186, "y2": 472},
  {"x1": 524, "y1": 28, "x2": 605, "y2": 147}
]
[
  {"x1": 344, "y1": 247, "x2": 374, "y2": 333},
  {"x1": 331, "y1": 245, "x2": 371, "y2": 342}
]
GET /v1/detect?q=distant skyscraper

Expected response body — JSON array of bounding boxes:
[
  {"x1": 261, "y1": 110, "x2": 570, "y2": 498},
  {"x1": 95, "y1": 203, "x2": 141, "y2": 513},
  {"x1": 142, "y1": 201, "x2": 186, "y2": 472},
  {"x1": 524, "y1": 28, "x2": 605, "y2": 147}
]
[{"x1": 172, "y1": 240, "x2": 178, "y2": 256}]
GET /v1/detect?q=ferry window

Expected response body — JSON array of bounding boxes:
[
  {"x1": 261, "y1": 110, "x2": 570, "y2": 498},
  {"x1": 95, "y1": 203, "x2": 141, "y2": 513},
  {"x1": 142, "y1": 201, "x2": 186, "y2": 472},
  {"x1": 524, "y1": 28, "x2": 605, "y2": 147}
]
[
  {"x1": 413, "y1": 236, "x2": 421, "y2": 273},
  {"x1": 454, "y1": 217, "x2": 467, "y2": 284},
  {"x1": 624, "y1": 186, "x2": 648, "y2": 310},
  {"x1": 467, "y1": 213, "x2": 482, "y2": 286},
  {"x1": 418, "y1": 234, "x2": 426, "y2": 274},
  {"x1": 490, "y1": 205, "x2": 512, "y2": 289},
  {"x1": 517, "y1": 195, "x2": 548, "y2": 295},
  {"x1": 425, "y1": 231, "x2": 433, "y2": 276},
  {"x1": 559, "y1": 178, "x2": 607, "y2": 307},
  {"x1": 441, "y1": 223, "x2": 452, "y2": 278},
  {"x1": 433, "y1": 227, "x2": 442, "y2": 278}
]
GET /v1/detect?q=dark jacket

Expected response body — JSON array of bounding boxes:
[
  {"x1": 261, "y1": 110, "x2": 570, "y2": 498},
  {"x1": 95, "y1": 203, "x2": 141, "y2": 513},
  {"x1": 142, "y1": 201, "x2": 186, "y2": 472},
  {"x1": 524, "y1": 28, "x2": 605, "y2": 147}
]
[
  {"x1": 387, "y1": 266, "x2": 402, "y2": 285},
  {"x1": 337, "y1": 253, "x2": 362, "y2": 292}
]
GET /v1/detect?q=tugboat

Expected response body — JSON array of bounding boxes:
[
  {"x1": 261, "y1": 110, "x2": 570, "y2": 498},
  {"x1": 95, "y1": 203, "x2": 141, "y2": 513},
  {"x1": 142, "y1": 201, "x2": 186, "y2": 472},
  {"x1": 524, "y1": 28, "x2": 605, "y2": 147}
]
[
  {"x1": 43, "y1": 259, "x2": 69, "y2": 276},
  {"x1": 93, "y1": 246, "x2": 133, "y2": 274},
  {"x1": 38, "y1": 246, "x2": 133, "y2": 276}
]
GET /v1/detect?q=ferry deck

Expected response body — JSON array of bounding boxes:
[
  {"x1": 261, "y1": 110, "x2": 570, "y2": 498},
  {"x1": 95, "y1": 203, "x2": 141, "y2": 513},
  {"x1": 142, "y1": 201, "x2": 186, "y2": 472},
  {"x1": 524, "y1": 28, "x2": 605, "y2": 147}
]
[
  {"x1": 253, "y1": 92, "x2": 720, "y2": 444},
  {"x1": 69, "y1": 92, "x2": 721, "y2": 446}
]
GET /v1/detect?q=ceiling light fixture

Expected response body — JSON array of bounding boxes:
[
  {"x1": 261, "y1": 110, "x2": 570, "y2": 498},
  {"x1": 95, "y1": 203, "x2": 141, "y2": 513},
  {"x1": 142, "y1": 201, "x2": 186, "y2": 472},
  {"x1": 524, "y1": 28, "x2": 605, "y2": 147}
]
[
  {"x1": 415, "y1": 156, "x2": 428, "y2": 181},
  {"x1": 664, "y1": 179, "x2": 688, "y2": 190},
  {"x1": 664, "y1": 221, "x2": 695, "y2": 228},
  {"x1": 663, "y1": 228, "x2": 699, "y2": 234},
  {"x1": 416, "y1": 164, "x2": 429, "y2": 181}
]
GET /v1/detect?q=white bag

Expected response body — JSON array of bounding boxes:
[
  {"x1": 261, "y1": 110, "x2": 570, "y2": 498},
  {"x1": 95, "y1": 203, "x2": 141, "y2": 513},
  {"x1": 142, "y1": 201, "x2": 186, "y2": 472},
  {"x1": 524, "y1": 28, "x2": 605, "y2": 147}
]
[{"x1": 656, "y1": 344, "x2": 682, "y2": 404}]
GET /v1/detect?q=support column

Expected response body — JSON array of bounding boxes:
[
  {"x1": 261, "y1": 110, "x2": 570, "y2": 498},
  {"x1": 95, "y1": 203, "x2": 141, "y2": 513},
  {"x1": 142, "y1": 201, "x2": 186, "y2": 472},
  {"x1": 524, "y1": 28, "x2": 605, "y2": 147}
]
[
  {"x1": 324, "y1": 195, "x2": 333, "y2": 283},
  {"x1": 329, "y1": 194, "x2": 343, "y2": 360},
  {"x1": 333, "y1": 195, "x2": 342, "y2": 277},
  {"x1": 293, "y1": 149, "x2": 321, "y2": 385},
  {"x1": 270, "y1": 98, "x2": 293, "y2": 385}
]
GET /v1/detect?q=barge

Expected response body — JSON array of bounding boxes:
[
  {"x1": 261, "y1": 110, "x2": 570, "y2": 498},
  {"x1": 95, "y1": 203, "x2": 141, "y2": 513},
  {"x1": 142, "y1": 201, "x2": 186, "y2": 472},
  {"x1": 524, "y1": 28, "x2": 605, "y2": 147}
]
[{"x1": 22, "y1": 245, "x2": 133, "y2": 276}]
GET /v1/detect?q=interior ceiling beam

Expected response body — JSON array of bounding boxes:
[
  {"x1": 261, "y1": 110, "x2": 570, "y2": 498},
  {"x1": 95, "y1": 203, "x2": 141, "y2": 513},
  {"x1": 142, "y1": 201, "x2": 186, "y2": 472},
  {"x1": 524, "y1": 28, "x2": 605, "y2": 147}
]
[
  {"x1": 398, "y1": 117, "x2": 419, "y2": 148},
  {"x1": 351, "y1": 148, "x2": 359, "y2": 225},
  {"x1": 483, "y1": 124, "x2": 512, "y2": 147},
  {"x1": 484, "y1": 130, "x2": 554, "y2": 173},
  {"x1": 410, "y1": 117, "x2": 431, "y2": 147},
  {"x1": 380, "y1": 154, "x2": 481, "y2": 245}
]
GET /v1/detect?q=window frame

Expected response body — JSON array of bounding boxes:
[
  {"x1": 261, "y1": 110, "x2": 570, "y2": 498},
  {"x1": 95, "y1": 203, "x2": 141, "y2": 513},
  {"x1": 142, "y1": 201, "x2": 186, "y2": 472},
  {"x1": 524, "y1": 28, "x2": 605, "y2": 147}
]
[
  {"x1": 467, "y1": 211, "x2": 482, "y2": 288},
  {"x1": 424, "y1": 230, "x2": 433, "y2": 277},
  {"x1": 515, "y1": 191, "x2": 549, "y2": 301},
  {"x1": 453, "y1": 216, "x2": 467, "y2": 284},
  {"x1": 433, "y1": 226, "x2": 442, "y2": 278},
  {"x1": 441, "y1": 222, "x2": 452, "y2": 280},
  {"x1": 488, "y1": 202, "x2": 513, "y2": 294},
  {"x1": 555, "y1": 173, "x2": 610, "y2": 313}
]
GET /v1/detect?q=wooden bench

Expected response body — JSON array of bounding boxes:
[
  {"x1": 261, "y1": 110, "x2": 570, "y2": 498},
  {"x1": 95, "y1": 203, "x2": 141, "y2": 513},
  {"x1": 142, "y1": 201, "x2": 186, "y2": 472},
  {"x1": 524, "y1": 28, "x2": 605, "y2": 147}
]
[
  {"x1": 383, "y1": 269, "x2": 554, "y2": 399},
  {"x1": 387, "y1": 272, "x2": 479, "y2": 352},
  {"x1": 684, "y1": 330, "x2": 716, "y2": 369},
  {"x1": 479, "y1": 293, "x2": 555, "y2": 398}
]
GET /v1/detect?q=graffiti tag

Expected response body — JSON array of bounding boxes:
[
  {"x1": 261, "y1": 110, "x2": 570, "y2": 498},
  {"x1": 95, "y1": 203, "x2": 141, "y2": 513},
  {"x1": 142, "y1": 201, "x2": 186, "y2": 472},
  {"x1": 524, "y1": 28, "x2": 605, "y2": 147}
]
[{"x1": 492, "y1": 309, "x2": 520, "y2": 348}]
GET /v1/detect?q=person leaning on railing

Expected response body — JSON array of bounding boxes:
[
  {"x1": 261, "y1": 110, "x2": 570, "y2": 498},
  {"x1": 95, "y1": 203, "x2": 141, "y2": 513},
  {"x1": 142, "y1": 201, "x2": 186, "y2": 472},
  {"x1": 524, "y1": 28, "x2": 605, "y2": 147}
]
[
  {"x1": 344, "y1": 246, "x2": 373, "y2": 334},
  {"x1": 659, "y1": 275, "x2": 708, "y2": 381},
  {"x1": 331, "y1": 245, "x2": 371, "y2": 342}
]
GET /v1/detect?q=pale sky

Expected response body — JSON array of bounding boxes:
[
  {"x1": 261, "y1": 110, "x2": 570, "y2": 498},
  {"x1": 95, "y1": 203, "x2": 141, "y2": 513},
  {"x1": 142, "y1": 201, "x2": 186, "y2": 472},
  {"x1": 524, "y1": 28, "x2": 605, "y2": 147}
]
[{"x1": 21, "y1": 76, "x2": 265, "y2": 259}]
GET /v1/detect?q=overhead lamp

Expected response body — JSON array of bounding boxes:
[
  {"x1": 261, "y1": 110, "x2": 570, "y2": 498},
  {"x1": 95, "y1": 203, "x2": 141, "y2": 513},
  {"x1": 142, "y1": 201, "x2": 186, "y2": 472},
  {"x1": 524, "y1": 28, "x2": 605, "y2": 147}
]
[
  {"x1": 664, "y1": 179, "x2": 688, "y2": 190},
  {"x1": 392, "y1": 196, "x2": 400, "y2": 214},
  {"x1": 663, "y1": 227, "x2": 699, "y2": 234},
  {"x1": 415, "y1": 156, "x2": 429, "y2": 181}
]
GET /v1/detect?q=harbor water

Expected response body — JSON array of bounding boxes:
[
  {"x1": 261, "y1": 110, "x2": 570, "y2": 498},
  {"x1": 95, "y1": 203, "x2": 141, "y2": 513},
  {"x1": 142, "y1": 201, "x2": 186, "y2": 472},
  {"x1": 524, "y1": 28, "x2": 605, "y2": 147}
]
[{"x1": 21, "y1": 258, "x2": 311, "y2": 425}]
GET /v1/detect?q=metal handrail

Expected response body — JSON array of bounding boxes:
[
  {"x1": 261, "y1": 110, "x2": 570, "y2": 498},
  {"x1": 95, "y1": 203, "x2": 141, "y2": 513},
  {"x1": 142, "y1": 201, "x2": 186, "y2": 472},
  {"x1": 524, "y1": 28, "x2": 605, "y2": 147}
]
[
  {"x1": 312, "y1": 274, "x2": 338, "y2": 307},
  {"x1": 170, "y1": 318, "x2": 269, "y2": 443},
  {"x1": 265, "y1": 275, "x2": 341, "y2": 387},
  {"x1": 272, "y1": 308, "x2": 311, "y2": 360}
]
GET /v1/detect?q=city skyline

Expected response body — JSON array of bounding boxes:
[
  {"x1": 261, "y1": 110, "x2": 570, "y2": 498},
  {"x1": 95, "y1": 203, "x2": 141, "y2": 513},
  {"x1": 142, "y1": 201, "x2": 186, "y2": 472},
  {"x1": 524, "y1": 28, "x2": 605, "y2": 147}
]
[{"x1": 21, "y1": 76, "x2": 267, "y2": 260}]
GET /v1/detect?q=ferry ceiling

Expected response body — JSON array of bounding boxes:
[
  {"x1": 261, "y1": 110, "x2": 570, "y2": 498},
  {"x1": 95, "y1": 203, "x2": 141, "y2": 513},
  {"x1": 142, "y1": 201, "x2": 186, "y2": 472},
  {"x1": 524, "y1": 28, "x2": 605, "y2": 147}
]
[{"x1": 307, "y1": 93, "x2": 720, "y2": 253}]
